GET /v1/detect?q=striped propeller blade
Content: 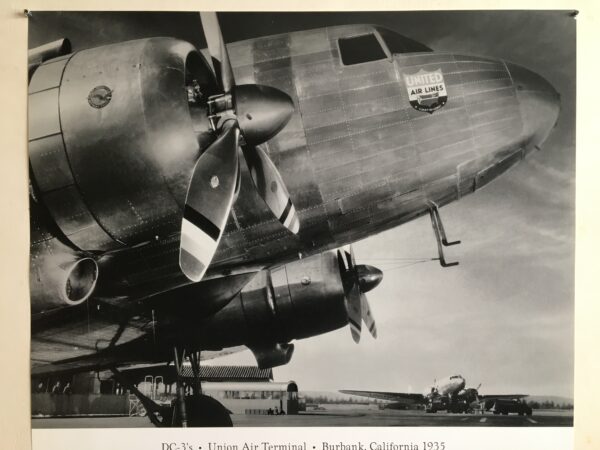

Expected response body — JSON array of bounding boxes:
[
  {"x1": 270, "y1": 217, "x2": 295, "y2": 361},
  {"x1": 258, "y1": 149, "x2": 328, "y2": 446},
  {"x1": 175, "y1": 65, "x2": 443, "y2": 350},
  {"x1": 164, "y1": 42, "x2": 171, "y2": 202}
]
[
  {"x1": 361, "y1": 293, "x2": 377, "y2": 338},
  {"x1": 179, "y1": 126, "x2": 239, "y2": 282},
  {"x1": 348, "y1": 283, "x2": 362, "y2": 343},
  {"x1": 242, "y1": 145, "x2": 299, "y2": 234}
]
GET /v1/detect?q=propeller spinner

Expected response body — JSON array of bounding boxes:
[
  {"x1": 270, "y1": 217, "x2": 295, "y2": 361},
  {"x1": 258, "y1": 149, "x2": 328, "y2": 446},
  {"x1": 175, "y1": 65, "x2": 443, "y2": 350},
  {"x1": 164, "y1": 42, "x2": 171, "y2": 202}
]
[
  {"x1": 338, "y1": 247, "x2": 383, "y2": 343},
  {"x1": 180, "y1": 13, "x2": 300, "y2": 281}
]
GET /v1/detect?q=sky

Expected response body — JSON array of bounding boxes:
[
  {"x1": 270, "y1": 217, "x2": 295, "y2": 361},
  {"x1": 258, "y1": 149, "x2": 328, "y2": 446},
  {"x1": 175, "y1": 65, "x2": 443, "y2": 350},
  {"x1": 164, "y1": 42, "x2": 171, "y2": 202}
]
[{"x1": 29, "y1": 11, "x2": 575, "y2": 399}]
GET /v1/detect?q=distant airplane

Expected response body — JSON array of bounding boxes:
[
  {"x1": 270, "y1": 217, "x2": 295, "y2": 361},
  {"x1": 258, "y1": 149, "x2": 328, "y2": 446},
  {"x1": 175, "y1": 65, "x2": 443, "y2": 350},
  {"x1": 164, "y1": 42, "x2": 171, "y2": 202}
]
[
  {"x1": 341, "y1": 374, "x2": 530, "y2": 414},
  {"x1": 28, "y1": 11, "x2": 558, "y2": 427}
]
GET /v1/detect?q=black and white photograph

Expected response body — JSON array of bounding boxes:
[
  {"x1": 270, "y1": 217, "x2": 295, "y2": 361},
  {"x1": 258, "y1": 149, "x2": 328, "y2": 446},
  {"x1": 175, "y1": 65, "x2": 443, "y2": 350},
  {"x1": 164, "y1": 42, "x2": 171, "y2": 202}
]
[{"x1": 27, "y1": 10, "x2": 574, "y2": 431}]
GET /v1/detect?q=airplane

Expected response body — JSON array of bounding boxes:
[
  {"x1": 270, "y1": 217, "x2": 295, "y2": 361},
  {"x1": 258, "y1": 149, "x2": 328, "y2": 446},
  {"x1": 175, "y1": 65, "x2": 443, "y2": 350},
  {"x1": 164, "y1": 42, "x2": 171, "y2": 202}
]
[
  {"x1": 341, "y1": 374, "x2": 531, "y2": 414},
  {"x1": 28, "y1": 12, "x2": 560, "y2": 427}
]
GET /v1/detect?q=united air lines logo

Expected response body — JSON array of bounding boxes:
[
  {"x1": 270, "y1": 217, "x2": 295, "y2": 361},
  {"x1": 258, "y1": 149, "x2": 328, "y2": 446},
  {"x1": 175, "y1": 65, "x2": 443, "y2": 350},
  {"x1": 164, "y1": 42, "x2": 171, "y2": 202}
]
[{"x1": 403, "y1": 68, "x2": 448, "y2": 113}]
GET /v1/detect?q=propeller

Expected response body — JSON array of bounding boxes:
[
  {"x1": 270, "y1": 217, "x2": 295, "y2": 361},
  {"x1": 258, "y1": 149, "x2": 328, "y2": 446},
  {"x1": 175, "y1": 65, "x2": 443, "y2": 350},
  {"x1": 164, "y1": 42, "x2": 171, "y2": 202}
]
[
  {"x1": 460, "y1": 384, "x2": 483, "y2": 411},
  {"x1": 337, "y1": 246, "x2": 383, "y2": 343},
  {"x1": 179, "y1": 12, "x2": 300, "y2": 281},
  {"x1": 465, "y1": 388, "x2": 482, "y2": 410}
]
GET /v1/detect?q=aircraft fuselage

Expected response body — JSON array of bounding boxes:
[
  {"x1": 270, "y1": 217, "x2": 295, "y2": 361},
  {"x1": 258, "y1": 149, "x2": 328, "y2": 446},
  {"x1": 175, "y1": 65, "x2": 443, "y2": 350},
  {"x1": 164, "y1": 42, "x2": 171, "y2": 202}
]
[
  {"x1": 429, "y1": 375, "x2": 467, "y2": 397},
  {"x1": 30, "y1": 24, "x2": 558, "y2": 300}
]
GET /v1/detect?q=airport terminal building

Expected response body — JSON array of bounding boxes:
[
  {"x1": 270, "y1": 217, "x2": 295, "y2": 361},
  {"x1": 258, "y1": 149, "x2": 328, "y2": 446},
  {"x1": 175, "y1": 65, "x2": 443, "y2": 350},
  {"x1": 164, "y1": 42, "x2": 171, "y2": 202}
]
[{"x1": 32, "y1": 365, "x2": 299, "y2": 416}]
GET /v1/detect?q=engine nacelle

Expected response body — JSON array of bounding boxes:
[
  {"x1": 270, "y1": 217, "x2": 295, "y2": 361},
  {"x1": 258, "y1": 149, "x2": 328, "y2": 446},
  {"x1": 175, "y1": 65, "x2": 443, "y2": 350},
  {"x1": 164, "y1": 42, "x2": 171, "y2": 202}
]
[
  {"x1": 28, "y1": 38, "x2": 217, "y2": 252},
  {"x1": 196, "y1": 251, "x2": 349, "y2": 358}
]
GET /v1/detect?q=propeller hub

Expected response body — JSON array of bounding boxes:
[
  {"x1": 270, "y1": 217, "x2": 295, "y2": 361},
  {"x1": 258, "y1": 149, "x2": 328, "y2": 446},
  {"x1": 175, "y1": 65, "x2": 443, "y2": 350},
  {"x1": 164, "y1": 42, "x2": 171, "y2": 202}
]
[
  {"x1": 235, "y1": 84, "x2": 294, "y2": 145},
  {"x1": 356, "y1": 265, "x2": 383, "y2": 293},
  {"x1": 464, "y1": 388, "x2": 480, "y2": 403}
]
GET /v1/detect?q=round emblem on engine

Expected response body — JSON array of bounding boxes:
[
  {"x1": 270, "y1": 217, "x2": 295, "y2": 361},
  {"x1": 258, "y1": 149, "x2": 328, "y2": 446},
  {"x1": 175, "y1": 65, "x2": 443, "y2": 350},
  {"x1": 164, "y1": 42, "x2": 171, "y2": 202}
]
[{"x1": 87, "y1": 85, "x2": 112, "y2": 108}]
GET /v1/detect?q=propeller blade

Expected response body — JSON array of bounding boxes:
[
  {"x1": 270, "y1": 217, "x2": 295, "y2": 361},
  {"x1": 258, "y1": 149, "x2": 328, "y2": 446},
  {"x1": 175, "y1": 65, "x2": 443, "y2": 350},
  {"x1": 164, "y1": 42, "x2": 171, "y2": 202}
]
[
  {"x1": 338, "y1": 248, "x2": 349, "y2": 272},
  {"x1": 349, "y1": 245, "x2": 357, "y2": 267},
  {"x1": 347, "y1": 283, "x2": 362, "y2": 343},
  {"x1": 350, "y1": 246, "x2": 378, "y2": 339},
  {"x1": 200, "y1": 12, "x2": 234, "y2": 93},
  {"x1": 233, "y1": 155, "x2": 242, "y2": 201},
  {"x1": 179, "y1": 126, "x2": 239, "y2": 282},
  {"x1": 344, "y1": 248, "x2": 355, "y2": 273},
  {"x1": 361, "y1": 293, "x2": 377, "y2": 338},
  {"x1": 242, "y1": 145, "x2": 299, "y2": 233},
  {"x1": 343, "y1": 247, "x2": 361, "y2": 343}
]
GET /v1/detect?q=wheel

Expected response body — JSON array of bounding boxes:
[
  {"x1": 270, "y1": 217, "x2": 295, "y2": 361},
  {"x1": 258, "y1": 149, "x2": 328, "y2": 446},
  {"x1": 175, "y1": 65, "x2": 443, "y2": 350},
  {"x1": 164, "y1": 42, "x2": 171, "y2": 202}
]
[
  {"x1": 173, "y1": 395, "x2": 233, "y2": 427},
  {"x1": 502, "y1": 411, "x2": 508, "y2": 415},
  {"x1": 518, "y1": 412, "x2": 524, "y2": 416},
  {"x1": 493, "y1": 411, "x2": 500, "y2": 415}
]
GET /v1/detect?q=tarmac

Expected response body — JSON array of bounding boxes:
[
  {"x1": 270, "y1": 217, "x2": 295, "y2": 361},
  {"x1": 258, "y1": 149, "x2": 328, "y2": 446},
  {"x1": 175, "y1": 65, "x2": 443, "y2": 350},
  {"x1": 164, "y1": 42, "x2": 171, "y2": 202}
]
[{"x1": 31, "y1": 408, "x2": 573, "y2": 428}]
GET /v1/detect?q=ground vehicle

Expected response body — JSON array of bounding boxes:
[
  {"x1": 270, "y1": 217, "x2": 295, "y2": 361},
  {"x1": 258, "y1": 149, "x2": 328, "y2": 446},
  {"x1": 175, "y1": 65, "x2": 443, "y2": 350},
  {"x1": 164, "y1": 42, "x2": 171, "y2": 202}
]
[{"x1": 491, "y1": 399, "x2": 533, "y2": 416}]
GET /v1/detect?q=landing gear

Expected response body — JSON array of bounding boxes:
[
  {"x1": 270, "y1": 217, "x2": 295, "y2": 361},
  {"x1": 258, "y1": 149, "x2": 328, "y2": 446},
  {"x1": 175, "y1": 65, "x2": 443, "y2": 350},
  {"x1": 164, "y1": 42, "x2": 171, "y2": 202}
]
[
  {"x1": 428, "y1": 201, "x2": 461, "y2": 267},
  {"x1": 111, "y1": 347, "x2": 232, "y2": 428},
  {"x1": 171, "y1": 348, "x2": 232, "y2": 427}
]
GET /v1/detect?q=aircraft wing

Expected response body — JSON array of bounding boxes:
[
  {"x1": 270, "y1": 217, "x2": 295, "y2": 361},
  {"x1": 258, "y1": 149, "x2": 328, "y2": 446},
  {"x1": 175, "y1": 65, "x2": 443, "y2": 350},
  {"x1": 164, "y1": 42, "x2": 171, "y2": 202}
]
[
  {"x1": 31, "y1": 344, "x2": 248, "y2": 378},
  {"x1": 340, "y1": 390, "x2": 425, "y2": 404},
  {"x1": 478, "y1": 394, "x2": 529, "y2": 400},
  {"x1": 31, "y1": 271, "x2": 259, "y2": 378}
]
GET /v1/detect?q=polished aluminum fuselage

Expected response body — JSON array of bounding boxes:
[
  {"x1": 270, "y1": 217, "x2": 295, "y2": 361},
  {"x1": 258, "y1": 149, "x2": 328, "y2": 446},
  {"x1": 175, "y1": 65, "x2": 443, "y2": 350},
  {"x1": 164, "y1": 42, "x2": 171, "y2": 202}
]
[
  {"x1": 428, "y1": 375, "x2": 467, "y2": 397},
  {"x1": 102, "y1": 24, "x2": 557, "y2": 296}
]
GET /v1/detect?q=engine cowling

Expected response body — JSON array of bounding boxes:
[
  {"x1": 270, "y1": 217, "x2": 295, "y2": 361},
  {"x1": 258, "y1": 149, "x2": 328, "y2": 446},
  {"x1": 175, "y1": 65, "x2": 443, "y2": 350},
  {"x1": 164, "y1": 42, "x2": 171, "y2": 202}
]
[
  {"x1": 195, "y1": 251, "x2": 349, "y2": 355},
  {"x1": 28, "y1": 38, "x2": 218, "y2": 252}
]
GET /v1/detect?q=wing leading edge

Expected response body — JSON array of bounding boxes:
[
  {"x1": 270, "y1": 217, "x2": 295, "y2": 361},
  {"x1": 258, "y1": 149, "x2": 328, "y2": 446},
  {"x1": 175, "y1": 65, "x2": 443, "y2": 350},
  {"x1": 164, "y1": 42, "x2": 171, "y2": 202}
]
[
  {"x1": 479, "y1": 394, "x2": 529, "y2": 400},
  {"x1": 31, "y1": 345, "x2": 249, "y2": 379},
  {"x1": 340, "y1": 390, "x2": 425, "y2": 404}
]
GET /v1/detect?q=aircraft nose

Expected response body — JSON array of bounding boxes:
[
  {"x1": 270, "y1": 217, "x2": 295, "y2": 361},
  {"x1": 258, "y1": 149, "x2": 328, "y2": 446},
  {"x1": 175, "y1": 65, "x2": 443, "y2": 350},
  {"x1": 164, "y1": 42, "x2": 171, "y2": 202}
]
[{"x1": 505, "y1": 62, "x2": 560, "y2": 150}]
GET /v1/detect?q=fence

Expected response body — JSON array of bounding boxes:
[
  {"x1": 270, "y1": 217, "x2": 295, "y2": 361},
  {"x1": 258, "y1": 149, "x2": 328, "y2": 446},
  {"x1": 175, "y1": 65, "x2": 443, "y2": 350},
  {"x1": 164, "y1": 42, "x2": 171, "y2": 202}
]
[{"x1": 31, "y1": 393, "x2": 129, "y2": 416}]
